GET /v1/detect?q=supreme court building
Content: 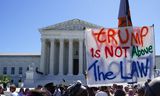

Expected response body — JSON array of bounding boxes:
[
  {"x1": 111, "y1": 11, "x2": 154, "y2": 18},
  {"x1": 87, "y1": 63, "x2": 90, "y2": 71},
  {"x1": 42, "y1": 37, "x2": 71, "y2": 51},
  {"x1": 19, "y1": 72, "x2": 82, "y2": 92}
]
[
  {"x1": 33, "y1": 19, "x2": 101, "y2": 86},
  {"x1": 0, "y1": 19, "x2": 160, "y2": 87},
  {"x1": 0, "y1": 19, "x2": 101, "y2": 87}
]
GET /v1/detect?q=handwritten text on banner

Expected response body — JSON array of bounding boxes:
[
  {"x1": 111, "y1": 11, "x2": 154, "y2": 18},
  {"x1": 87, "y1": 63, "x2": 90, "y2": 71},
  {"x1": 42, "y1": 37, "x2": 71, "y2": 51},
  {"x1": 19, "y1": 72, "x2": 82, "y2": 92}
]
[{"x1": 85, "y1": 26, "x2": 155, "y2": 86}]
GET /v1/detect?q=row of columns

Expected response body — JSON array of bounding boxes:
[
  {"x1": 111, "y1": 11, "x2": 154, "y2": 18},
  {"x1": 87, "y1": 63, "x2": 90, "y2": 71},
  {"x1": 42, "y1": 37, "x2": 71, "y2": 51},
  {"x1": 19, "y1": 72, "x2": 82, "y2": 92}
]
[{"x1": 40, "y1": 38, "x2": 84, "y2": 75}]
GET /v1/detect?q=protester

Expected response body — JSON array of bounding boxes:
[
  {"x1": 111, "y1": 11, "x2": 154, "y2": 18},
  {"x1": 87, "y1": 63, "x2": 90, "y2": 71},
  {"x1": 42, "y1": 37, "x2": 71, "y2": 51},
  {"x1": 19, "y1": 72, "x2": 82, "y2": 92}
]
[
  {"x1": 18, "y1": 87, "x2": 25, "y2": 96},
  {"x1": 127, "y1": 89, "x2": 134, "y2": 96},
  {"x1": 2, "y1": 78, "x2": 160, "y2": 96},
  {"x1": 87, "y1": 87, "x2": 98, "y2": 96},
  {"x1": 24, "y1": 88, "x2": 30, "y2": 95},
  {"x1": 95, "y1": 86, "x2": 108, "y2": 96},
  {"x1": 114, "y1": 85, "x2": 126, "y2": 96},
  {"x1": 124, "y1": 86, "x2": 129, "y2": 94},
  {"x1": 65, "y1": 80, "x2": 88, "y2": 96},
  {"x1": 143, "y1": 77, "x2": 160, "y2": 96},
  {"x1": 35, "y1": 85, "x2": 43, "y2": 90},
  {"x1": 10, "y1": 84, "x2": 18, "y2": 96},
  {"x1": 104, "y1": 86, "x2": 111, "y2": 96},
  {"x1": 109, "y1": 87, "x2": 114, "y2": 96},
  {"x1": 0, "y1": 86, "x2": 4, "y2": 95},
  {"x1": 53, "y1": 85, "x2": 62, "y2": 96},
  {"x1": 27, "y1": 90, "x2": 50, "y2": 96},
  {"x1": 112, "y1": 84, "x2": 118, "y2": 94},
  {"x1": 44, "y1": 82, "x2": 55, "y2": 95}
]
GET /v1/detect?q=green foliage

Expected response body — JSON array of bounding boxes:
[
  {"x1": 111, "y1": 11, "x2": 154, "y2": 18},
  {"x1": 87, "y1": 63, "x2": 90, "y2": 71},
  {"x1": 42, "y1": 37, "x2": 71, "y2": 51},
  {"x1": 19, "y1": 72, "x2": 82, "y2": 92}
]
[{"x1": 0, "y1": 75, "x2": 11, "y2": 84}]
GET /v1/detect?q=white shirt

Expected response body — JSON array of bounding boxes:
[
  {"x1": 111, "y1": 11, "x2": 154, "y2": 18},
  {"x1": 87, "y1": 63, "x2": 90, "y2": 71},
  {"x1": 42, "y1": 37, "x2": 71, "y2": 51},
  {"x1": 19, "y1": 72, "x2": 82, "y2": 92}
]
[
  {"x1": 95, "y1": 91, "x2": 108, "y2": 96},
  {"x1": 11, "y1": 92, "x2": 19, "y2": 96}
]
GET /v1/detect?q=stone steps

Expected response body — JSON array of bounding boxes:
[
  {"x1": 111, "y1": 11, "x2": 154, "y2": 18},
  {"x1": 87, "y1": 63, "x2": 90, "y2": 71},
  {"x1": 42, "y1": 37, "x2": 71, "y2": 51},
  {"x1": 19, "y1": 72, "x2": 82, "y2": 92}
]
[{"x1": 25, "y1": 74, "x2": 86, "y2": 87}]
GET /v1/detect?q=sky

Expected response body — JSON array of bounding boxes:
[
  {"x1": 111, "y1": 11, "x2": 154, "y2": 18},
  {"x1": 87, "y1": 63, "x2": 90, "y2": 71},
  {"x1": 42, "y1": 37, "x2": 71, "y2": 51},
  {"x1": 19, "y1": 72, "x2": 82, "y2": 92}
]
[{"x1": 0, "y1": 0, "x2": 160, "y2": 55}]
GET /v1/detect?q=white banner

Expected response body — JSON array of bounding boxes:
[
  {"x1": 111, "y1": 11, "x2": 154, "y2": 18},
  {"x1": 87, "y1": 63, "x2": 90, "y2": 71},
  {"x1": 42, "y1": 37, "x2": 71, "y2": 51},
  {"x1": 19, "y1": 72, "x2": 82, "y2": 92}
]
[{"x1": 85, "y1": 26, "x2": 155, "y2": 86}]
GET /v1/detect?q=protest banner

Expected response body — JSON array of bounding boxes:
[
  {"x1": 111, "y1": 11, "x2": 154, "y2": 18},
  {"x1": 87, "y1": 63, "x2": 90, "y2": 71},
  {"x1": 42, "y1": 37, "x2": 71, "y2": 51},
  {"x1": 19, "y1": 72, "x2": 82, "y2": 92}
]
[{"x1": 85, "y1": 26, "x2": 155, "y2": 86}]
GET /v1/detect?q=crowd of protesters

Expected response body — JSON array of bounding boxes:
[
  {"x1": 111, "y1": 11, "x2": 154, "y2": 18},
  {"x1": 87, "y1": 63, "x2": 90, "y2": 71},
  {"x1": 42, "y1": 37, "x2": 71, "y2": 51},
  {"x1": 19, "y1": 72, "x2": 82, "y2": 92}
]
[{"x1": 0, "y1": 78, "x2": 159, "y2": 96}]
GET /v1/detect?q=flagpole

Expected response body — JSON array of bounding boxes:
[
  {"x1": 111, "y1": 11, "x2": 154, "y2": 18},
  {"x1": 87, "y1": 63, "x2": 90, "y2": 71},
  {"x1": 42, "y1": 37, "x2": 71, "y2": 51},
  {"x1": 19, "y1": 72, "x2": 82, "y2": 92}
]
[
  {"x1": 125, "y1": 0, "x2": 131, "y2": 84},
  {"x1": 125, "y1": 0, "x2": 136, "y2": 84},
  {"x1": 126, "y1": 16, "x2": 129, "y2": 27},
  {"x1": 126, "y1": 0, "x2": 129, "y2": 27},
  {"x1": 152, "y1": 24, "x2": 156, "y2": 78}
]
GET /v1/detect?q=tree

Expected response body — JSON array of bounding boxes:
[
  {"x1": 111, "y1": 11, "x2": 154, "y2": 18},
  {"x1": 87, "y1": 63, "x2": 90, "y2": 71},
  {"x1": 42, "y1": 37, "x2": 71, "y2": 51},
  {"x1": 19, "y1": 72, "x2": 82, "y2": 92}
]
[{"x1": 0, "y1": 75, "x2": 11, "y2": 89}]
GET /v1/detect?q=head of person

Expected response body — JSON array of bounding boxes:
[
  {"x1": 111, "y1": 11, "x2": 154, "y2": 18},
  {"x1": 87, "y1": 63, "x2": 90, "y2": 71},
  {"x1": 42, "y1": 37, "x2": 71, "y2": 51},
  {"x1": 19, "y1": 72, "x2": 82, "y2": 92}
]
[
  {"x1": 147, "y1": 79, "x2": 151, "y2": 83},
  {"x1": 113, "y1": 84, "x2": 117, "y2": 89},
  {"x1": 128, "y1": 89, "x2": 134, "y2": 96},
  {"x1": 117, "y1": 85, "x2": 123, "y2": 90},
  {"x1": 137, "y1": 87, "x2": 145, "y2": 96},
  {"x1": 143, "y1": 78, "x2": 160, "y2": 96},
  {"x1": 44, "y1": 82, "x2": 55, "y2": 94},
  {"x1": 76, "y1": 80, "x2": 82, "y2": 86},
  {"x1": 110, "y1": 88, "x2": 114, "y2": 94},
  {"x1": 124, "y1": 86, "x2": 129, "y2": 93},
  {"x1": 24, "y1": 88, "x2": 30, "y2": 95},
  {"x1": 10, "y1": 85, "x2": 16, "y2": 93},
  {"x1": 99, "y1": 86, "x2": 107, "y2": 91},
  {"x1": 114, "y1": 90, "x2": 126, "y2": 96},
  {"x1": 19, "y1": 87, "x2": 24, "y2": 93},
  {"x1": 36, "y1": 85, "x2": 43, "y2": 90},
  {"x1": 114, "y1": 85, "x2": 125, "y2": 96}
]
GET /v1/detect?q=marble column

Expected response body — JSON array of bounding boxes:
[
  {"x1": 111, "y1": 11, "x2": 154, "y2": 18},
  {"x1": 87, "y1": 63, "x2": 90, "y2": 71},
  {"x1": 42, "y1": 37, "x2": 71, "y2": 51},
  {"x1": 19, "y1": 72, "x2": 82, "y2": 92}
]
[
  {"x1": 79, "y1": 39, "x2": 83, "y2": 75},
  {"x1": 59, "y1": 39, "x2": 64, "y2": 75},
  {"x1": 49, "y1": 39, "x2": 55, "y2": 75},
  {"x1": 46, "y1": 42, "x2": 50, "y2": 74},
  {"x1": 68, "y1": 39, "x2": 73, "y2": 75},
  {"x1": 40, "y1": 38, "x2": 46, "y2": 74}
]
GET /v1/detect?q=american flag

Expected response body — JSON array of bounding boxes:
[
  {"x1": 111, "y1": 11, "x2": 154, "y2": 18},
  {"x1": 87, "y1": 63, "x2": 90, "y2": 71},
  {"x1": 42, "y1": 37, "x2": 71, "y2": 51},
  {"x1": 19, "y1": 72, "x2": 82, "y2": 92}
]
[{"x1": 118, "y1": 0, "x2": 132, "y2": 27}]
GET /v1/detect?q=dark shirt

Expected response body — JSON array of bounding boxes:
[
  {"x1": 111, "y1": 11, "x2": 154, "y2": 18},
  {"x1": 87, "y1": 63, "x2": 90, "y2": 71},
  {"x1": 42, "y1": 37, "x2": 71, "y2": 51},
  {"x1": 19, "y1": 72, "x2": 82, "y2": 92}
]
[{"x1": 114, "y1": 90, "x2": 126, "y2": 96}]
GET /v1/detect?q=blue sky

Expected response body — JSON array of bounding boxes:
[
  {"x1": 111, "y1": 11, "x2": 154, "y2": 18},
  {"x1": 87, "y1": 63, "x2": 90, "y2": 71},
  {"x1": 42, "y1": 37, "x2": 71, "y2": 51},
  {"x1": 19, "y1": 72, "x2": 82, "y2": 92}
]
[{"x1": 0, "y1": 0, "x2": 160, "y2": 55}]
